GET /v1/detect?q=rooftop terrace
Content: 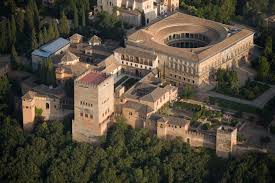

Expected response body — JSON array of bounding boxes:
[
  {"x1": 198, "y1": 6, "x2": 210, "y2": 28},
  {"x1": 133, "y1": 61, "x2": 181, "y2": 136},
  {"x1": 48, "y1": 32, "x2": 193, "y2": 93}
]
[{"x1": 78, "y1": 70, "x2": 108, "y2": 85}]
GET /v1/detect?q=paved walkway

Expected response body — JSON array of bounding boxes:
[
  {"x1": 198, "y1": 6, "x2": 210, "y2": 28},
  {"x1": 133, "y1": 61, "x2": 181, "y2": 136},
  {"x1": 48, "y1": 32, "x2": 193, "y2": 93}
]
[{"x1": 206, "y1": 85, "x2": 275, "y2": 109}]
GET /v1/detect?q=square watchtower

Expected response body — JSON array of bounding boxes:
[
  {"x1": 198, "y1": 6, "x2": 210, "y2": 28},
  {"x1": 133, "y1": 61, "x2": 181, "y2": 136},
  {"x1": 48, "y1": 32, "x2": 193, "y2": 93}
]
[
  {"x1": 72, "y1": 70, "x2": 114, "y2": 143},
  {"x1": 216, "y1": 126, "x2": 237, "y2": 158}
]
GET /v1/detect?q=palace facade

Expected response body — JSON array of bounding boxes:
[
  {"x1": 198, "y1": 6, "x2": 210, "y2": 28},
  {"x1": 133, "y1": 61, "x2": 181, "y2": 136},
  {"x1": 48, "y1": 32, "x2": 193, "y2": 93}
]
[
  {"x1": 97, "y1": 0, "x2": 179, "y2": 26},
  {"x1": 115, "y1": 12, "x2": 254, "y2": 87}
]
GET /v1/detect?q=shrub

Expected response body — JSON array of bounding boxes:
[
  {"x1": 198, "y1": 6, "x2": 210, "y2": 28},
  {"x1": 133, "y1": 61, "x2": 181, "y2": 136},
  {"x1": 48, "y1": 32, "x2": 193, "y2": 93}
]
[
  {"x1": 270, "y1": 126, "x2": 275, "y2": 135},
  {"x1": 201, "y1": 123, "x2": 211, "y2": 130}
]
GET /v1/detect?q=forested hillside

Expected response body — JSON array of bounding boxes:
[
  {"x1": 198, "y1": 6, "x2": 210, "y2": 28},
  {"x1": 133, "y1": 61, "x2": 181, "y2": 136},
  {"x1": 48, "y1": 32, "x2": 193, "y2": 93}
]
[{"x1": 0, "y1": 116, "x2": 275, "y2": 182}]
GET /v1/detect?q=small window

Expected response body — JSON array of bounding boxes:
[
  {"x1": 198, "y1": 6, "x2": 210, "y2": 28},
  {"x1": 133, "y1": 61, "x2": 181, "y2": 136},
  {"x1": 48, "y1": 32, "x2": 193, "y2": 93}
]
[
  {"x1": 80, "y1": 113, "x2": 83, "y2": 117},
  {"x1": 46, "y1": 103, "x2": 50, "y2": 109},
  {"x1": 85, "y1": 114, "x2": 88, "y2": 118},
  {"x1": 90, "y1": 115, "x2": 93, "y2": 119}
]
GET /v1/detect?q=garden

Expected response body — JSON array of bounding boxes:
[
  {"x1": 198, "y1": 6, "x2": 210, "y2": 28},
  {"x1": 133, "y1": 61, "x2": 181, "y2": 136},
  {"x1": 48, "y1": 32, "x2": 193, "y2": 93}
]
[
  {"x1": 215, "y1": 69, "x2": 270, "y2": 100},
  {"x1": 209, "y1": 96, "x2": 260, "y2": 114},
  {"x1": 172, "y1": 101, "x2": 240, "y2": 131}
]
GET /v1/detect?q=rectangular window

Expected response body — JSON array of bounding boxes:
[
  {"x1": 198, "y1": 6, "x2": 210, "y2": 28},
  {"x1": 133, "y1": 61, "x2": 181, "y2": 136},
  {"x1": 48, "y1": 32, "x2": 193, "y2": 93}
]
[
  {"x1": 85, "y1": 114, "x2": 88, "y2": 118},
  {"x1": 80, "y1": 113, "x2": 83, "y2": 117}
]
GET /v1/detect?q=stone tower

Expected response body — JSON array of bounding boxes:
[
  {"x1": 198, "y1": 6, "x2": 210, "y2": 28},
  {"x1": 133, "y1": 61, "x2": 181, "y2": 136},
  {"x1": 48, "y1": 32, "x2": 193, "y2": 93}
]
[
  {"x1": 22, "y1": 91, "x2": 36, "y2": 132},
  {"x1": 216, "y1": 126, "x2": 237, "y2": 158},
  {"x1": 72, "y1": 70, "x2": 114, "y2": 143}
]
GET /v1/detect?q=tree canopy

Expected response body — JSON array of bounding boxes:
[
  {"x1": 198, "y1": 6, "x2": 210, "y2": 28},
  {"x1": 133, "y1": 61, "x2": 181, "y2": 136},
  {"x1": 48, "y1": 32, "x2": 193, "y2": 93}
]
[{"x1": 0, "y1": 116, "x2": 274, "y2": 182}]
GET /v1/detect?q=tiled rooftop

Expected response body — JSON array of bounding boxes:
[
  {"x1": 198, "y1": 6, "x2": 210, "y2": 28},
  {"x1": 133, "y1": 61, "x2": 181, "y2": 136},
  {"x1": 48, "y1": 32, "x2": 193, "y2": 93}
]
[{"x1": 79, "y1": 71, "x2": 107, "y2": 85}]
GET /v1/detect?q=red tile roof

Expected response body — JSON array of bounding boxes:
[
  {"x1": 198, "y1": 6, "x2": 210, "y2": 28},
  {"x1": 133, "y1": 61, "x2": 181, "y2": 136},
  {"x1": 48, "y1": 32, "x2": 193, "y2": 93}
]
[{"x1": 79, "y1": 71, "x2": 106, "y2": 85}]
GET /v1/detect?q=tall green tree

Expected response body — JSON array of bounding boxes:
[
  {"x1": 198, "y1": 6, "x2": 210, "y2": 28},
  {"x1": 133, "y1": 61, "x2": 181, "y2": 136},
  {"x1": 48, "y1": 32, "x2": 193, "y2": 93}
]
[
  {"x1": 73, "y1": 6, "x2": 79, "y2": 29},
  {"x1": 257, "y1": 56, "x2": 270, "y2": 81},
  {"x1": 218, "y1": 0, "x2": 236, "y2": 23},
  {"x1": 0, "y1": 21, "x2": 7, "y2": 53},
  {"x1": 25, "y1": 5, "x2": 34, "y2": 32},
  {"x1": 264, "y1": 36, "x2": 273, "y2": 58},
  {"x1": 5, "y1": 0, "x2": 16, "y2": 15},
  {"x1": 47, "y1": 22, "x2": 55, "y2": 41},
  {"x1": 10, "y1": 45, "x2": 19, "y2": 70},
  {"x1": 46, "y1": 59, "x2": 56, "y2": 86},
  {"x1": 7, "y1": 20, "x2": 12, "y2": 49},
  {"x1": 31, "y1": 28, "x2": 38, "y2": 50},
  {"x1": 16, "y1": 11, "x2": 25, "y2": 32},
  {"x1": 81, "y1": 7, "x2": 86, "y2": 27},
  {"x1": 32, "y1": 0, "x2": 40, "y2": 29},
  {"x1": 38, "y1": 59, "x2": 56, "y2": 86},
  {"x1": 10, "y1": 15, "x2": 16, "y2": 45},
  {"x1": 38, "y1": 31, "x2": 44, "y2": 46},
  {"x1": 0, "y1": 76, "x2": 11, "y2": 113},
  {"x1": 43, "y1": 26, "x2": 49, "y2": 43},
  {"x1": 53, "y1": 21, "x2": 60, "y2": 38},
  {"x1": 59, "y1": 11, "x2": 70, "y2": 36}
]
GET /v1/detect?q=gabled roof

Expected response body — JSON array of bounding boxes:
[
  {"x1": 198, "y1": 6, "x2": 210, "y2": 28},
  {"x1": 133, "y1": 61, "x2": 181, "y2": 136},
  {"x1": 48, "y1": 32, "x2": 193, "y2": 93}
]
[
  {"x1": 89, "y1": 35, "x2": 102, "y2": 44},
  {"x1": 70, "y1": 33, "x2": 84, "y2": 39},
  {"x1": 60, "y1": 51, "x2": 79, "y2": 63},
  {"x1": 32, "y1": 37, "x2": 70, "y2": 58},
  {"x1": 22, "y1": 91, "x2": 37, "y2": 100},
  {"x1": 124, "y1": 101, "x2": 153, "y2": 114},
  {"x1": 125, "y1": 82, "x2": 177, "y2": 102}
]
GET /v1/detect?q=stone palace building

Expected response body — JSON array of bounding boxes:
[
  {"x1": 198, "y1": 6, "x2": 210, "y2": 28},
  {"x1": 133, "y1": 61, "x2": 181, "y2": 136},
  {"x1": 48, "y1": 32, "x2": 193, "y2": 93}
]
[
  {"x1": 115, "y1": 12, "x2": 254, "y2": 87},
  {"x1": 96, "y1": 0, "x2": 179, "y2": 26}
]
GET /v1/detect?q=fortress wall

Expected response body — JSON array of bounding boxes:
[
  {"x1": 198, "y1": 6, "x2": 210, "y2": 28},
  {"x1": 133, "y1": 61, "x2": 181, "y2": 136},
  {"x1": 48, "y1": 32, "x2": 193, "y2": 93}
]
[{"x1": 185, "y1": 130, "x2": 216, "y2": 149}]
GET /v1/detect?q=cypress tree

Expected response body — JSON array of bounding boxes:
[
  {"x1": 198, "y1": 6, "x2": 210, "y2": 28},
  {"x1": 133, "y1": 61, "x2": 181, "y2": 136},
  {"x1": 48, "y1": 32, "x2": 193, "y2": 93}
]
[
  {"x1": 31, "y1": 28, "x2": 38, "y2": 50},
  {"x1": 6, "y1": 0, "x2": 16, "y2": 15},
  {"x1": 53, "y1": 21, "x2": 60, "y2": 39},
  {"x1": 33, "y1": 0, "x2": 40, "y2": 29},
  {"x1": 10, "y1": 45, "x2": 19, "y2": 70},
  {"x1": 39, "y1": 61, "x2": 46, "y2": 84},
  {"x1": 7, "y1": 20, "x2": 12, "y2": 49},
  {"x1": 81, "y1": 7, "x2": 86, "y2": 27},
  {"x1": 17, "y1": 11, "x2": 25, "y2": 32},
  {"x1": 10, "y1": 15, "x2": 16, "y2": 45},
  {"x1": 59, "y1": 11, "x2": 69, "y2": 36},
  {"x1": 43, "y1": 26, "x2": 49, "y2": 43},
  {"x1": 25, "y1": 6, "x2": 34, "y2": 32},
  {"x1": 73, "y1": 6, "x2": 79, "y2": 29},
  {"x1": 46, "y1": 59, "x2": 56, "y2": 86},
  {"x1": 47, "y1": 21, "x2": 55, "y2": 41},
  {"x1": 38, "y1": 31, "x2": 44, "y2": 46},
  {"x1": 0, "y1": 21, "x2": 7, "y2": 53}
]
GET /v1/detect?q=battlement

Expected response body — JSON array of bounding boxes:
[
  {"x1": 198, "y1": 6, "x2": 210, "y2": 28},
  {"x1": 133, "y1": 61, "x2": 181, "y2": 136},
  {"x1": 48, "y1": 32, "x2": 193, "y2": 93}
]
[
  {"x1": 186, "y1": 130, "x2": 216, "y2": 140},
  {"x1": 217, "y1": 126, "x2": 237, "y2": 134}
]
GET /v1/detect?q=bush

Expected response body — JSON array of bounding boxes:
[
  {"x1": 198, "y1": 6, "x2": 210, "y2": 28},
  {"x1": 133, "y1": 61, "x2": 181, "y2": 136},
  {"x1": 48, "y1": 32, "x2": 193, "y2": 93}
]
[
  {"x1": 260, "y1": 136, "x2": 271, "y2": 145},
  {"x1": 270, "y1": 126, "x2": 275, "y2": 135},
  {"x1": 201, "y1": 123, "x2": 211, "y2": 130}
]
